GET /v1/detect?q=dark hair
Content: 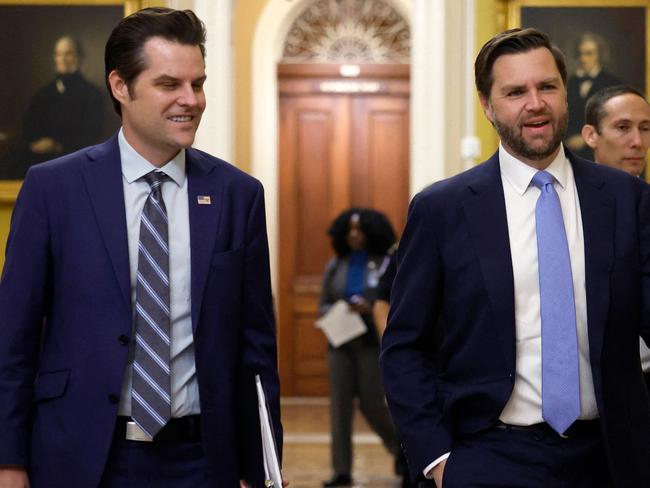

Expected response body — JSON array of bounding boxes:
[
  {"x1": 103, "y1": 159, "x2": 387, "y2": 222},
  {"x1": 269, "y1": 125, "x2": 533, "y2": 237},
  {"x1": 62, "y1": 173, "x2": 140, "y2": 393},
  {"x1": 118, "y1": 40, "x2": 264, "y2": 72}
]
[
  {"x1": 104, "y1": 7, "x2": 206, "y2": 115},
  {"x1": 584, "y1": 85, "x2": 648, "y2": 132},
  {"x1": 327, "y1": 208, "x2": 396, "y2": 257},
  {"x1": 475, "y1": 28, "x2": 567, "y2": 99}
]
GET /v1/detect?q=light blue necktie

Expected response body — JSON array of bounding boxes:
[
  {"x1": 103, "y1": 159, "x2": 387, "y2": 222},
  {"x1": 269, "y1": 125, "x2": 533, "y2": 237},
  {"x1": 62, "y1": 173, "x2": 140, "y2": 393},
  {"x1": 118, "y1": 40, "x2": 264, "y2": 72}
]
[{"x1": 531, "y1": 170, "x2": 580, "y2": 435}]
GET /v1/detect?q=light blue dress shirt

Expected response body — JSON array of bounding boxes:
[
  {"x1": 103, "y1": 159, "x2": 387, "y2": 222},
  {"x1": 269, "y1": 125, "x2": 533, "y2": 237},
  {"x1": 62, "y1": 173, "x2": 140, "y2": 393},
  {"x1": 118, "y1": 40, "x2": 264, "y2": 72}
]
[{"x1": 117, "y1": 129, "x2": 200, "y2": 417}]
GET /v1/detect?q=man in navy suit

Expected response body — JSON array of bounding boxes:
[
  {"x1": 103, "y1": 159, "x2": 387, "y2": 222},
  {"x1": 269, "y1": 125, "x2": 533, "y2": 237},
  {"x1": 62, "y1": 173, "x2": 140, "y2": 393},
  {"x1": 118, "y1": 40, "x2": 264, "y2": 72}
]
[
  {"x1": 582, "y1": 86, "x2": 650, "y2": 396},
  {"x1": 381, "y1": 28, "x2": 650, "y2": 487},
  {"x1": 0, "y1": 8, "x2": 281, "y2": 488}
]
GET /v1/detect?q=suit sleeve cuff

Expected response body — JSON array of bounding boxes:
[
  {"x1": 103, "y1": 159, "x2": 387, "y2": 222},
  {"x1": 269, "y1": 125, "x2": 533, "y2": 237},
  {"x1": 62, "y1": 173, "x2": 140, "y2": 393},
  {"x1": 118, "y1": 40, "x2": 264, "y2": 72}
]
[{"x1": 424, "y1": 452, "x2": 451, "y2": 479}]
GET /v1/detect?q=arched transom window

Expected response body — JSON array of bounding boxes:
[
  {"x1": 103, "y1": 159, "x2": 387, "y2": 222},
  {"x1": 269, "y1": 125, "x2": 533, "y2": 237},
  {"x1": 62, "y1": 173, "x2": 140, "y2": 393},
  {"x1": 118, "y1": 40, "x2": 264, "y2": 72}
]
[{"x1": 282, "y1": 0, "x2": 410, "y2": 64}]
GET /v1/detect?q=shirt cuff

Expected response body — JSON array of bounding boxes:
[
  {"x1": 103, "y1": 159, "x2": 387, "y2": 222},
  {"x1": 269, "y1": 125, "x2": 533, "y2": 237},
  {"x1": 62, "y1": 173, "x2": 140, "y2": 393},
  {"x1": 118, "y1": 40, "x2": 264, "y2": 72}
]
[{"x1": 423, "y1": 452, "x2": 451, "y2": 479}]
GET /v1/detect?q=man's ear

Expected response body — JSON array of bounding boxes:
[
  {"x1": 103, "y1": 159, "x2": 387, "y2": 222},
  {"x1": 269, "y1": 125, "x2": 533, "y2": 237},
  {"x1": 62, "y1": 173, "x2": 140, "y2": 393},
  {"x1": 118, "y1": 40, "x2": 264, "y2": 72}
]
[
  {"x1": 581, "y1": 124, "x2": 599, "y2": 150},
  {"x1": 108, "y1": 70, "x2": 130, "y2": 106},
  {"x1": 479, "y1": 94, "x2": 494, "y2": 124}
]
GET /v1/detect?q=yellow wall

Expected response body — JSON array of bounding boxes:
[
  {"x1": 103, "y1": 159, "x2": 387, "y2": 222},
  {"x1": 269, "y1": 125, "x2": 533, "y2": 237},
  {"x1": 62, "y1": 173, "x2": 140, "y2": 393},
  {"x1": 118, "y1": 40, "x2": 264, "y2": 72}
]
[
  {"x1": 0, "y1": 204, "x2": 12, "y2": 270},
  {"x1": 233, "y1": 0, "x2": 268, "y2": 173},
  {"x1": 475, "y1": 0, "x2": 505, "y2": 162}
]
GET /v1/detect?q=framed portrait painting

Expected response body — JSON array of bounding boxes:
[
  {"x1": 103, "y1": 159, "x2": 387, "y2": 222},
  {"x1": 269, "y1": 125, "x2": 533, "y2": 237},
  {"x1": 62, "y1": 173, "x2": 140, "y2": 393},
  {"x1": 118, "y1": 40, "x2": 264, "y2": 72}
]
[
  {"x1": 0, "y1": 0, "x2": 150, "y2": 201},
  {"x1": 505, "y1": 0, "x2": 649, "y2": 161}
]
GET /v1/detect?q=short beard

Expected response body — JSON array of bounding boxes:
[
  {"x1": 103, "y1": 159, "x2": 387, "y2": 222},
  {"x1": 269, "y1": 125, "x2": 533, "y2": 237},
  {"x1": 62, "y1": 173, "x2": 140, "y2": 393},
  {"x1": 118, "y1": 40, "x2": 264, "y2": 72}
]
[{"x1": 493, "y1": 110, "x2": 568, "y2": 162}]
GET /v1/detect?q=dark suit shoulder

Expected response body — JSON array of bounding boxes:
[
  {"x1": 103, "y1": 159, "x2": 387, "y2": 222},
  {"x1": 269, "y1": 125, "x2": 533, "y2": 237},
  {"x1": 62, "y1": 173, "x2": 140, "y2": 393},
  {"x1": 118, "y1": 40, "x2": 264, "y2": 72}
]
[
  {"x1": 22, "y1": 143, "x2": 109, "y2": 193},
  {"x1": 187, "y1": 148, "x2": 262, "y2": 189},
  {"x1": 415, "y1": 155, "x2": 497, "y2": 206},
  {"x1": 570, "y1": 153, "x2": 646, "y2": 195},
  {"x1": 27, "y1": 141, "x2": 106, "y2": 177}
]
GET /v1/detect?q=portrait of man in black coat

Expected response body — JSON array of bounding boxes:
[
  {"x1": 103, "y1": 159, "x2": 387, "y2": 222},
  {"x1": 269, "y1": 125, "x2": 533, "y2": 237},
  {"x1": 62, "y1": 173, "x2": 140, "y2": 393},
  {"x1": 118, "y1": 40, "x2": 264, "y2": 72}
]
[
  {"x1": 565, "y1": 32, "x2": 619, "y2": 158},
  {"x1": 23, "y1": 35, "x2": 104, "y2": 166}
]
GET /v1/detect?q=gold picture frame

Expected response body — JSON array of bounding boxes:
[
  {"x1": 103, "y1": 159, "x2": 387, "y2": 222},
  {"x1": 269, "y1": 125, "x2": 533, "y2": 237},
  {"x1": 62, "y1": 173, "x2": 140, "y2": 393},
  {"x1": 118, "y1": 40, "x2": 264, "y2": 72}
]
[
  {"x1": 503, "y1": 0, "x2": 650, "y2": 171},
  {"x1": 0, "y1": 0, "x2": 158, "y2": 202}
]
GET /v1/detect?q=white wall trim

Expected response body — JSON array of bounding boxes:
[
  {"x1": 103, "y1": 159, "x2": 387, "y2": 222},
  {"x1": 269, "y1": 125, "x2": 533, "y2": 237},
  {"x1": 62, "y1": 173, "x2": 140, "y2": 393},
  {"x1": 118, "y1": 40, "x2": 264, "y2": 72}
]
[
  {"x1": 461, "y1": 0, "x2": 480, "y2": 170},
  {"x1": 411, "y1": 0, "x2": 447, "y2": 196},
  {"x1": 191, "y1": 0, "x2": 234, "y2": 161},
  {"x1": 251, "y1": 0, "x2": 313, "y2": 289}
]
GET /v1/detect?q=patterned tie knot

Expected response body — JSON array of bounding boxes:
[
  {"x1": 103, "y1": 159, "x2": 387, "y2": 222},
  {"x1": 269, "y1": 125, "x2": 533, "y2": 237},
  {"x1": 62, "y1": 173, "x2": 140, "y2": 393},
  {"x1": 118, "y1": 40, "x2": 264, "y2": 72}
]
[
  {"x1": 143, "y1": 171, "x2": 169, "y2": 189},
  {"x1": 531, "y1": 170, "x2": 555, "y2": 192},
  {"x1": 143, "y1": 172, "x2": 169, "y2": 203}
]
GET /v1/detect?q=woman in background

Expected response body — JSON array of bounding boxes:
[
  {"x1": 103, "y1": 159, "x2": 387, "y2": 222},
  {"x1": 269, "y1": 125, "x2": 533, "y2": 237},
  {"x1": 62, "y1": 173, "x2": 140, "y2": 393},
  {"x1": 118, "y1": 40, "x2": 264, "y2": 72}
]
[{"x1": 319, "y1": 208, "x2": 402, "y2": 487}]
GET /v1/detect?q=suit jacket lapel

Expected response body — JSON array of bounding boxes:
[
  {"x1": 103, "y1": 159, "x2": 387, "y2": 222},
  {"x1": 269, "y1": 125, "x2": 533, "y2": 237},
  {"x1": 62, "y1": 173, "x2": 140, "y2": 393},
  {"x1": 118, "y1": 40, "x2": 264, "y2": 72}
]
[
  {"x1": 82, "y1": 135, "x2": 131, "y2": 309},
  {"x1": 186, "y1": 149, "x2": 223, "y2": 332},
  {"x1": 570, "y1": 154, "x2": 614, "y2": 366},
  {"x1": 462, "y1": 154, "x2": 517, "y2": 369}
]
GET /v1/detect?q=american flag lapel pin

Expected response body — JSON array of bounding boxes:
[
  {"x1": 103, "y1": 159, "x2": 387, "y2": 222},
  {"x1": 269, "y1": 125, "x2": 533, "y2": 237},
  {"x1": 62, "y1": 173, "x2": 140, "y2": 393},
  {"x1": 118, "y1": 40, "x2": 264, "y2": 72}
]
[{"x1": 197, "y1": 195, "x2": 212, "y2": 205}]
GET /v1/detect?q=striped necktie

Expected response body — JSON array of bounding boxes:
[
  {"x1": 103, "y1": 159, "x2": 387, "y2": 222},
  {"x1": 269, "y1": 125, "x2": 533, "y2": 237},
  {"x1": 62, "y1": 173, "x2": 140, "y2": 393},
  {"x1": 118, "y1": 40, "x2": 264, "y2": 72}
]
[
  {"x1": 532, "y1": 170, "x2": 580, "y2": 435},
  {"x1": 132, "y1": 171, "x2": 171, "y2": 439}
]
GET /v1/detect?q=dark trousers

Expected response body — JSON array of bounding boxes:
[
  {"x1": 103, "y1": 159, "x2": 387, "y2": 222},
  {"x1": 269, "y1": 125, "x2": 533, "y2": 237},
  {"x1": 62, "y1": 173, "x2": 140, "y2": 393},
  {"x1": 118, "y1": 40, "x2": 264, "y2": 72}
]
[
  {"x1": 328, "y1": 340, "x2": 400, "y2": 476},
  {"x1": 99, "y1": 421, "x2": 212, "y2": 488},
  {"x1": 442, "y1": 422, "x2": 612, "y2": 488}
]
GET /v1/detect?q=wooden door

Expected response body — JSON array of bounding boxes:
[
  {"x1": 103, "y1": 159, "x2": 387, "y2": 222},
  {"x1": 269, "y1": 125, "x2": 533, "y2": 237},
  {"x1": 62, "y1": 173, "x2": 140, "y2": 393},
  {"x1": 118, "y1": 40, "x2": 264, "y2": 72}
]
[
  {"x1": 278, "y1": 64, "x2": 409, "y2": 396},
  {"x1": 350, "y1": 96, "x2": 409, "y2": 231}
]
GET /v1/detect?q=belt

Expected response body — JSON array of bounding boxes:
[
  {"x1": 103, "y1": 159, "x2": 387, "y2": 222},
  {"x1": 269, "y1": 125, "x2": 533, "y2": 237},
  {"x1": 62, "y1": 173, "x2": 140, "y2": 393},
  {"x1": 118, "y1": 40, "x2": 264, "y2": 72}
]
[
  {"x1": 493, "y1": 419, "x2": 600, "y2": 439},
  {"x1": 117, "y1": 415, "x2": 202, "y2": 443}
]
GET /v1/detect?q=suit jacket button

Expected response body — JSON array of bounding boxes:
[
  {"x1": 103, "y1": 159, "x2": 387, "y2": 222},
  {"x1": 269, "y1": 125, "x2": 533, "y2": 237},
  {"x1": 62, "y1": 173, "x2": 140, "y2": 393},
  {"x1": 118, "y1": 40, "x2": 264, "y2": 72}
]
[
  {"x1": 118, "y1": 335, "x2": 129, "y2": 345},
  {"x1": 108, "y1": 394, "x2": 119, "y2": 404}
]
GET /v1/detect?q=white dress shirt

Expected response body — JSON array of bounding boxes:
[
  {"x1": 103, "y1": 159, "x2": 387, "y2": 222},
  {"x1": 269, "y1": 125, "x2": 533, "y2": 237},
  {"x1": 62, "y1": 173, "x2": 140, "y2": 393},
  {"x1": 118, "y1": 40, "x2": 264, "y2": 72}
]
[
  {"x1": 425, "y1": 144, "x2": 598, "y2": 478},
  {"x1": 117, "y1": 129, "x2": 200, "y2": 417},
  {"x1": 498, "y1": 143, "x2": 598, "y2": 424}
]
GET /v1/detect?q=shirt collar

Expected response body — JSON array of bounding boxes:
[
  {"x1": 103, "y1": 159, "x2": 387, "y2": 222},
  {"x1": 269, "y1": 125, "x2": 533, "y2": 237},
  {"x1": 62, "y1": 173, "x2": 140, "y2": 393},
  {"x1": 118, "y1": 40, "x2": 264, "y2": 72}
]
[
  {"x1": 118, "y1": 128, "x2": 186, "y2": 186},
  {"x1": 499, "y1": 142, "x2": 570, "y2": 196}
]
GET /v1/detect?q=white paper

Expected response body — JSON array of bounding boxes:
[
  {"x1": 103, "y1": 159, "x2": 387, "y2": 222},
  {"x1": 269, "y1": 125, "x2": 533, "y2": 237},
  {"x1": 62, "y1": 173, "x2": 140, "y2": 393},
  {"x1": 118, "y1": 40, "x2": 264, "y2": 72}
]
[
  {"x1": 315, "y1": 299, "x2": 367, "y2": 347},
  {"x1": 255, "y1": 375, "x2": 282, "y2": 488}
]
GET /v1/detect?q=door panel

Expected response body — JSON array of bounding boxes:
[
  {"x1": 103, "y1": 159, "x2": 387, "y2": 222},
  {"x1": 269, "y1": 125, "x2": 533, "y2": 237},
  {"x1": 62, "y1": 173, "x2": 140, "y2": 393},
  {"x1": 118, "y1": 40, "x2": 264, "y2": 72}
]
[
  {"x1": 351, "y1": 96, "x2": 410, "y2": 235},
  {"x1": 278, "y1": 68, "x2": 409, "y2": 396},
  {"x1": 279, "y1": 96, "x2": 350, "y2": 395}
]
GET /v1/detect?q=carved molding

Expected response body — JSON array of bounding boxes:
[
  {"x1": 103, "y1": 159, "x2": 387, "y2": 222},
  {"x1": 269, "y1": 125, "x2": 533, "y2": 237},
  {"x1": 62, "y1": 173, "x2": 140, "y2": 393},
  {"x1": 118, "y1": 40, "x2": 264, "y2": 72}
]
[{"x1": 282, "y1": 0, "x2": 410, "y2": 64}]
